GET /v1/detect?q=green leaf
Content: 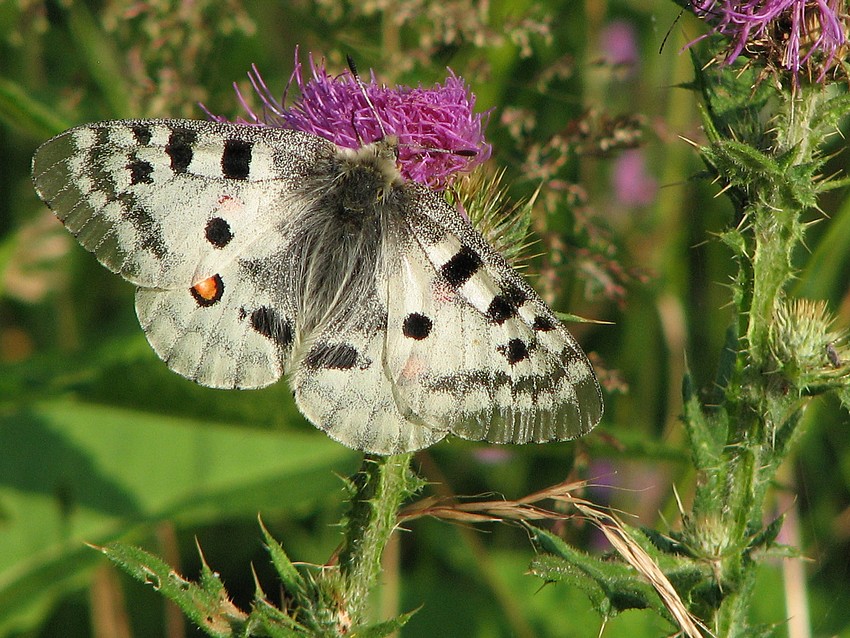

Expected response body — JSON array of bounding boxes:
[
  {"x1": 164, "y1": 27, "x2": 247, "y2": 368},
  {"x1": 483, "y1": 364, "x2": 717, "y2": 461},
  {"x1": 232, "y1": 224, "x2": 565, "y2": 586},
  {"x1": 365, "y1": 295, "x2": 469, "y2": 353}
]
[
  {"x1": 102, "y1": 541, "x2": 246, "y2": 638},
  {"x1": 246, "y1": 598, "x2": 307, "y2": 638},
  {"x1": 682, "y1": 371, "x2": 728, "y2": 476},
  {"x1": 690, "y1": 48, "x2": 771, "y2": 147},
  {"x1": 259, "y1": 517, "x2": 308, "y2": 599},
  {"x1": 350, "y1": 610, "x2": 417, "y2": 638},
  {"x1": 528, "y1": 527, "x2": 673, "y2": 623},
  {"x1": 808, "y1": 90, "x2": 850, "y2": 141}
]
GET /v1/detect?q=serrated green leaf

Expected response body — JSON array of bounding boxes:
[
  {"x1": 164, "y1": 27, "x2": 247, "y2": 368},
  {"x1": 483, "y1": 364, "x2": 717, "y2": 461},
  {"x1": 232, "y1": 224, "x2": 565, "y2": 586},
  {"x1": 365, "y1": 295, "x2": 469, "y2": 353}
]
[
  {"x1": 528, "y1": 527, "x2": 672, "y2": 622},
  {"x1": 748, "y1": 514, "x2": 784, "y2": 553},
  {"x1": 350, "y1": 609, "x2": 417, "y2": 638},
  {"x1": 691, "y1": 47, "x2": 771, "y2": 145},
  {"x1": 259, "y1": 517, "x2": 307, "y2": 599},
  {"x1": 682, "y1": 374, "x2": 727, "y2": 475},
  {"x1": 710, "y1": 139, "x2": 783, "y2": 180},
  {"x1": 246, "y1": 598, "x2": 308, "y2": 637},
  {"x1": 809, "y1": 90, "x2": 850, "y2": 139},
  {"x1": 530, "y1": 553, "x2": 610, "y2": 614},
  {"x1": 102, "y1": 542, "x2": 246, "y2": 638},
  {"x1": 710, "y1": 324, "x2": 740, "y2": 406}
]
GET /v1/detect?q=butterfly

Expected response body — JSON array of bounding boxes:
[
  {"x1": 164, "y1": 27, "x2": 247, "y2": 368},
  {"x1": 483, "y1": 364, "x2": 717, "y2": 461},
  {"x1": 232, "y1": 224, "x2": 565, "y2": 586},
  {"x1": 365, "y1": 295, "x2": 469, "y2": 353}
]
[{"x1": 31, "y1": 119, "x2": 603, "y2": 454}]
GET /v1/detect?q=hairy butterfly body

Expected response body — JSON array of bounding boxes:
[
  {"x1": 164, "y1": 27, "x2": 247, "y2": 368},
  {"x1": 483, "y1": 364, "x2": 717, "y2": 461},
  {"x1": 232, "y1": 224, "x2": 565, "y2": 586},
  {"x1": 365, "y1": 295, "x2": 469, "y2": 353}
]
[{"x1": 32, "y1": 119, "x2": 603, "y2": 454}]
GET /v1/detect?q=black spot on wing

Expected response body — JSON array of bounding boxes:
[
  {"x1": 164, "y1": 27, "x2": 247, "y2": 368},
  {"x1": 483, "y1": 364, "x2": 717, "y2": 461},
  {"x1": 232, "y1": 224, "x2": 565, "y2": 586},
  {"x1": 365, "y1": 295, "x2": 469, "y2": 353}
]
[
  {"x1": 222, "y1": 139, "x2": 253, "y2": 180},
  {"x1": 94, "y1": 126, "x2": 110, "y2": 146},
  {"x1": 304, "y1": 343, "x2": 360, "y2": 370},
  {"x1": 205, "y1": 217, "x2": 233, "y2": 248},
  {"x1": 486, "y1": 285, "x2": 527, "y2": 324},
  {"x1": 440, "y1": 246, "x2": 482, "y2": 288},
  {"x1": 500, "y1": 338, "x2": 530, "y2": 365},
  {"x1": 166, "y1": 127, "x2": 196, "y2": 173},
  {"x1": 402, "y1": 313, "x2": 432, "y2": 340},
  {"x1": 532, "y1": 315, "x2": 556, "y2": 331},
  {"x1": 118, "y1": 192, "x2": 167, "y2": 258},
  {"x1": 250, "y1": 307, "x2": 294, "y2": 347},
  {"x1": 131, "y1": 124, "x2": 152, "y2": 145},
  {"x1": 127, "y1": 158, "x2": 154, "y2": 185}
]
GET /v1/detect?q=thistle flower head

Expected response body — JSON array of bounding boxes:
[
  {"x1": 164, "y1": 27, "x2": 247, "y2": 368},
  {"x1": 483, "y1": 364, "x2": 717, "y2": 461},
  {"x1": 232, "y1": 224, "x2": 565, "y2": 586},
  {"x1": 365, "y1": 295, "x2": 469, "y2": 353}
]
[
  {"x1": 692, "y1": 0, "x2": 849, "y2": 84},
  {"x1": 207, "y1": 51, "x2": 491, "y2": 190},
  {"x1": 770, "y1": 298, "x2": 849, "y2": 388}
]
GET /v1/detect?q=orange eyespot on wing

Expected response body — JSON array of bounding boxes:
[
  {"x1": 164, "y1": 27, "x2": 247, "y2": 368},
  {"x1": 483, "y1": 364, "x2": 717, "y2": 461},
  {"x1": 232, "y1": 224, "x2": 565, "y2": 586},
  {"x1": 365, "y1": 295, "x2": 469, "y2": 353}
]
[{"x1": 190, "y1": 274, "x2": 224, "y2": 306}]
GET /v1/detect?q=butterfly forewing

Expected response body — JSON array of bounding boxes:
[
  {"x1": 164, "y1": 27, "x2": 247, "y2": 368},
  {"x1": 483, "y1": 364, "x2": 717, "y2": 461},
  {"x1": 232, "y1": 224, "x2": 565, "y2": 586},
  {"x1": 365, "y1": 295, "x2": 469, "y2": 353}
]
[
  {"x1": 387, "y1": 195, "x2": 603, "y2": 444},
  {"x1": 32, "y1": 120, "x2": 334, "y2": 389},
  {"x1": 32, "y1": 120, "x2": 332, "y2": 289}
]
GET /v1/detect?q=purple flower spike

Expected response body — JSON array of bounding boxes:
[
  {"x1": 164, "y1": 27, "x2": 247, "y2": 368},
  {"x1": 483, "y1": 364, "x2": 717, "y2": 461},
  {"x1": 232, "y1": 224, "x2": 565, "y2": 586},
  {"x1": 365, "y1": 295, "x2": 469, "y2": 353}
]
[
  {"x1": 211, "y1": 51, "x2": 491, "y2": 190},
  {"x1": 691, "y1": 0, "x2": 848, "y2": 83}
]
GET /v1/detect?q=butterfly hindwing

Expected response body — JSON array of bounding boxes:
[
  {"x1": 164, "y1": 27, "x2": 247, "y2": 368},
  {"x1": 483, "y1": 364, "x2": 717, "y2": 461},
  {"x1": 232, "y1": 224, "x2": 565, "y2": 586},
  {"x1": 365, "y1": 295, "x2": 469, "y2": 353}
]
[
  {"x1": 135, "y1": 247, "x2": 298, "y2": 389},
  {"x1": 385, "y1": 187, "x2": 603, "y2": 443},
  {"x1": 289, "y1": 306, "x2": 447, "y2": 454}
]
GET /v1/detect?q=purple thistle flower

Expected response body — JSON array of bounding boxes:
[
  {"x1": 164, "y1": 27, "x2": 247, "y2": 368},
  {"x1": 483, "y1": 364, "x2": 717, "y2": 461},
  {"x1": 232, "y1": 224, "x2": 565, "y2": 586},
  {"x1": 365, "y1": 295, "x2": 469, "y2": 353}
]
[
  {"x1": 691, "y1": 0, "x2": 848, "y2": 83},
  {"x1": 207, "y1": 50, "x2": 491, "y2": 190}
]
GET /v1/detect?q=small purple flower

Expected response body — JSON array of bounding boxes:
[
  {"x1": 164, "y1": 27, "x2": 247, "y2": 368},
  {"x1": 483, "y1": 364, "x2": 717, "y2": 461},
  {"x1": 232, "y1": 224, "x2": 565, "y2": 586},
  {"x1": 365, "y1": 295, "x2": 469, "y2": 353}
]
[
  {"x1": 207, "y1": 50, "x2": 491, "y2": 190},
  {"x1": 691, "y1": 0, "x2": 848, "y2": 83},
  {"x1": 612, "y1": 149, "x2": 657, "y2": 206},
  {"x1": 600, "y1": 20, "x2": 640, "y2": 76}
]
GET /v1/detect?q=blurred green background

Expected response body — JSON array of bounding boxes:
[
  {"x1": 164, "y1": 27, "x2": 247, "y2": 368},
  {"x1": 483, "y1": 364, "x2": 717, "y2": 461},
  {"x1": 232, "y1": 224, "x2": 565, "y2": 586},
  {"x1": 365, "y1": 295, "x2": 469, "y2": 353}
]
[{"x1": 1, "y1": 1, "x2": 849, "y2": 636}]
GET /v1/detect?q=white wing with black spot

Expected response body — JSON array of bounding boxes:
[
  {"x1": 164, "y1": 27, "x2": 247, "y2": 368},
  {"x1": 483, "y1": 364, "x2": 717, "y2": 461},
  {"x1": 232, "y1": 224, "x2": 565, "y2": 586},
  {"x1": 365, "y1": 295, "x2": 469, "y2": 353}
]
[
  {"x1": 384, "y1": 187, "x2": 603, "y2": 443},
  {"x1": 32, "y1": 119, "x2": 332, "y2": 389},
  {"x1": 289, "y1": 295, "x2": 448, "y2": 453}
]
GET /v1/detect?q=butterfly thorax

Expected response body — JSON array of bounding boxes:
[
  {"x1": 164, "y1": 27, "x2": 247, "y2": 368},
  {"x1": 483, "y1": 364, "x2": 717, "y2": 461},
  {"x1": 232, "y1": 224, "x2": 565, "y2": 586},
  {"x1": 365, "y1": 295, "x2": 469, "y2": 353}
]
[{"x1": 332, "y1": 136, "x2": 403, "y2": 211}]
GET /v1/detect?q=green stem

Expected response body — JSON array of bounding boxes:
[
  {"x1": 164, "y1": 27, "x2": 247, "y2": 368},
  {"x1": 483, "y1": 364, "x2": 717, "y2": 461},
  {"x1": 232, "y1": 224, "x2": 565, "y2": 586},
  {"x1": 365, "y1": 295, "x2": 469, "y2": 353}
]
[
  {"x1": 746, "y1": 214, "x2": 793, "y2": 366},
  {"x1": 685, "y1": 74, "x2": 831, "y2": 638},
  {"x1": 337, "y1": 452, "x2": 416, "y2": 624}
]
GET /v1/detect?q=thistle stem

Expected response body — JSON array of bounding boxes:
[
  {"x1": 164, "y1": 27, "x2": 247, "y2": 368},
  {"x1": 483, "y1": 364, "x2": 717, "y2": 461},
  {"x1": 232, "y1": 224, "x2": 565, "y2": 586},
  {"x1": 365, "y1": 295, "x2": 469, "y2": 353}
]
[{"x1": 337, "y1": 452, "x2": 416, "y2": 623}]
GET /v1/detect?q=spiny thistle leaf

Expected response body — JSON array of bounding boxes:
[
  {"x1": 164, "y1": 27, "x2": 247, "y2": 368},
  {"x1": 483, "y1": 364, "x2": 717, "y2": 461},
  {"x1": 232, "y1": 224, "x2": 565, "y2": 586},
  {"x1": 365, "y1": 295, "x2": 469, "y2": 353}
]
[
  {"x1": 348, "y1": 610, "x2": 417, "y2": 638},
  {"x1": 747, "y1": 514, "x2": 785, "y2": 555},
  {"x1": 690, "y1": 48, "x2": 771, "y2": 146},
  {"x1": 446, "y1": 168, "x2": 536, "y2": 266},
  {"x1": 529, "y1": 527, "x2": 675, "y2": 623},
  {"x1": 101, "y1": 542, "x2": 247, "y2": 638},
  {"x1": 682, "y1": 370, "x2": 728, "y2": 475},
  {"x1": 811, "y1": 91, "x2": 850, "y2": 140},
  {"x1": 259, "y1": 516, "x2": 308, "y2": 600},
  {"x1": 244, "y1": 599, "x2": 308, "y2": 638}
]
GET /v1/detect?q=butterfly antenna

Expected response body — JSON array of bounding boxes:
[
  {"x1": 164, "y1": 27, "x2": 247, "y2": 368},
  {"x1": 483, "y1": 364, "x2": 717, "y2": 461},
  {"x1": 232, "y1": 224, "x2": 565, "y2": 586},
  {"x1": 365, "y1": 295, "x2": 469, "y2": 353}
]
[
  {"x1": 659, "y1": 5, "x2": 687, "y2": 54},
  {"x1": 346, "y1": 54, "x2": 388, "y2": 139}
]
